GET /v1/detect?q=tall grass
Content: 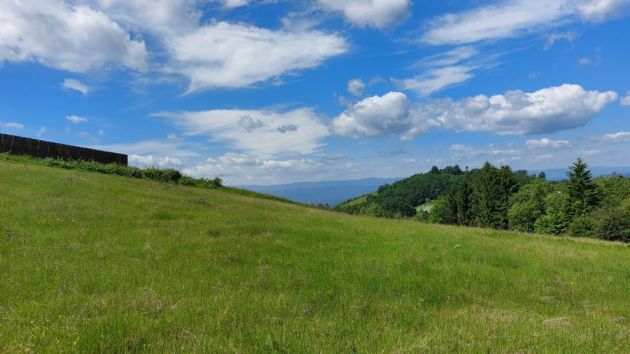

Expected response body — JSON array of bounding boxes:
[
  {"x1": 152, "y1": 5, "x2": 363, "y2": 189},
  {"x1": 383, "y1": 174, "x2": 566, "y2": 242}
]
[{"x1": 1, "y1": 156, "x2": 629, "y2": 352}]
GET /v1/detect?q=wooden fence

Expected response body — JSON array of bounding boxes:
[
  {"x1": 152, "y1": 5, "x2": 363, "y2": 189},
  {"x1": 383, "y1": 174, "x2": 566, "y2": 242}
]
[{"x1": 0, "y1": 133, "x2": 128, "y2": 165}]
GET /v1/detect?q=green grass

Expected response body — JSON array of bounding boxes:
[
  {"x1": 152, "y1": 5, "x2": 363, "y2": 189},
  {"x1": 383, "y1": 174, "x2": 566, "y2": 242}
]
[
  {"x1": 1, "y1": 158, "x2": 629, "y2": 353},
  {"x1": 338, "y1": 194, "x2": 369, "y2": 207}
]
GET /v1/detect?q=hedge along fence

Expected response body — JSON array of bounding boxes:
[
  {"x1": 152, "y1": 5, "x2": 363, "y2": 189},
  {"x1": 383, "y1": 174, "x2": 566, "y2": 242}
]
[{"x1": 0, "y1": 133, "x2": 127, "y2": 165}]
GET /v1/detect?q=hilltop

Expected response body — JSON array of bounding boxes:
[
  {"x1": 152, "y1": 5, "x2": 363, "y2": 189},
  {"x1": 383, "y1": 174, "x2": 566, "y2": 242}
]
[{"x1": 1, "y1": 156, "x2": 629, "y2": 352}]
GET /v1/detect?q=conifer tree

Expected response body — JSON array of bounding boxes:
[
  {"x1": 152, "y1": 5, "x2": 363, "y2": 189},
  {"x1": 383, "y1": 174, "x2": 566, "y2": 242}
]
[
  {"x1": 473, "y1": 163, "x2": 517, "y2": 229},
  {"x1": 567, "y1": 158, "x2": 600, "y2": 215}
]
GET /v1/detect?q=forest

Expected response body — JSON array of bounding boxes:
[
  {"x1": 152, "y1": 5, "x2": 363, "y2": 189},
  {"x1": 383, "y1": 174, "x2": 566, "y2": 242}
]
[{"x1": 337, "y1": 159, "x2": 630, "y2": 243}]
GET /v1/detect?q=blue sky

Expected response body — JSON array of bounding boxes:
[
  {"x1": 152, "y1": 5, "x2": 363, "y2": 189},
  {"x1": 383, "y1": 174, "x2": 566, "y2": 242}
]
[{"x1": 1, "y1": 0, "x2": 630, "y2": 185}]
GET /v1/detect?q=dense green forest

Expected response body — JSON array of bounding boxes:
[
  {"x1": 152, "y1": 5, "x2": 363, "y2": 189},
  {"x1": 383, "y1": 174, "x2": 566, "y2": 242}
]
[{"x1": 337, "y1": 159, "x2": 630, "y2": 242}]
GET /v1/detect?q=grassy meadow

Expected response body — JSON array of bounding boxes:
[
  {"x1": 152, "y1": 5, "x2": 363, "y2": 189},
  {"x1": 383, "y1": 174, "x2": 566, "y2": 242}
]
[{"x1": 1, "y1": 157, "x2": 629, "y2": 352}]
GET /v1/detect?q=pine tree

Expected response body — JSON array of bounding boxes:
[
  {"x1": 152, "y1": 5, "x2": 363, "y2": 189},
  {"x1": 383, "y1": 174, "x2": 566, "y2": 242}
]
[
  {"x1": 455, "y1": 180, "x2": 474, "y2": 226},
  {"x1": 567, "y1": 158, "x2": 600, "y2": 215},
  {"x1": 472, "y1": 163, "x2": 517, "y2": 229},
  {"x1": 473, "y1": 162, "x2": 498, "y2": 228}
]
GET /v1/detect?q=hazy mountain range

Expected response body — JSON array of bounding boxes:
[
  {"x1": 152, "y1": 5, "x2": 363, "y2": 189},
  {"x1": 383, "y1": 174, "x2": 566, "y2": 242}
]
[{"x1": 239, "y1": 178, "x2": 400, "y2": 206}]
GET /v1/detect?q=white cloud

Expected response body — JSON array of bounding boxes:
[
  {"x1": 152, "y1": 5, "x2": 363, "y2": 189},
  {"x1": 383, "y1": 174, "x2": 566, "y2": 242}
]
[
  {"x1": 332, "y1": 92, "x2": 419, "y2": 138},
  {"x1": 1, "y1": 0, "x2": 350, "y2": 93},
  {"x1": 93, "y1": 138, "x2": 202, "y2": 167},
  {"x1": 348, "y1": 79, "x2": 366, "y2": 96},
  {"x1": 130, "y1": 155, "x2": 183, "y2": 168},
  {"x1": 425, "y1": 84, "x2": 618, "y2": 135},
  {"x1": 90, "y1": 0, "x2": 200, "y2": 34},
  {"x1": 66, "y1": 115, "x2": 89, "y2": 124},
  {"x1": 215, "y1": 0, "x2": 250, "y2": 8},
  {"x1": 579, "y1": 57, "x2": 593, "y2": 65},
  {"x1": 62, "y1": 79, "x2": 91, "y2": 95},
  {"x1": 621, "y1": 92, "x2": 630, "y2": 106},
  {"x1": 447, "y1": 143, "x2": 524, "y2": 166},
  {"x1": 577, "y1": 0, "x2": 630, "y2": 22},
  {"x1": 165, "y1": 22, "x2": 347, "y2": 92},
  {"x1": 602, "y1": 131, "x2": 630, "y2": 143},
  {"x1": 159, "y1": 108, "x2": 330, "y2": 156},
  {"x1": 544, "y1": 31, "x2": 577, "y2": 50},
  {"x1": 2, "y1": 122, "x2": 24, "y2": 130},
  {"x1": 450, "y1": 144, "x2": 473, "y2": 153},
  {"x1": 183, "y1": 152, "x2": 322, "y2": 184},
  {"x1": 526, "y1": 138, "x2": 572, "y2": 149},
  {"x1": 0, "y1": 0, "x2": 148, "y2": 72},
  {"x1": 317, "y1": 0, "x2": 410, "y2": 28},
  {"x1": 396, "y1": 66, "x2": 475, "y2": 97},
  {"x1": 422, "y1": 0, "x2": 630, "y2": 45},
  {"x1": 332, "y1": 84, "x2": 617, "y2": 139},
  {"x1": 394, "y1": 46, "x2": 489, "y2": 96}
]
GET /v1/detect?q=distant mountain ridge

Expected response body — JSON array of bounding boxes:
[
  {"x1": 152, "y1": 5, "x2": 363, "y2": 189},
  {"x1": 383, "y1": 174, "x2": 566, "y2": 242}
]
[{"x1": 238, "y1": 177, "x2": 400, "y2": 206}]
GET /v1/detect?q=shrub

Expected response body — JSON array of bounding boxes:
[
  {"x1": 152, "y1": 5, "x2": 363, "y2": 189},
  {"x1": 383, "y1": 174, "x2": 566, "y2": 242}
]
[
  {"x1": 598, "y1": 208, "x2": 630, "y2": 242},
  {"x1": 509, "y1": 201, "x2": 540, "y2": 233},
  {"x1": 429, "y1": 198, "x2": 452, "y2": 224},
  {"x1": 201, "y1": 177, "x2": 223, "y2": 189},
  {"x1": 598, "y1": 199, "x2": 630, "y2": 242},
  {"x1": 534, "y1": 191, "x2": 571, "y2": 235},
  {"x1": 508, "y1": 180, "x2": 553, "y2": 232},
  {"x1": 143, "y1": 168, "x2": 182, "y2": 183},
  {"x1": 568, "y1": 215, "x2": 598, "y2": 238},
  {"x1": 178, "y1": 176, "x2": 198, "y2": 186}
]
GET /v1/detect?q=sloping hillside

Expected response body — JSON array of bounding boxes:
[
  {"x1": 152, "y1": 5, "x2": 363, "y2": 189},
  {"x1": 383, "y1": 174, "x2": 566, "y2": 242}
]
[{"x1": 1, "y1": 158, "x2": 629, "y2": 352}]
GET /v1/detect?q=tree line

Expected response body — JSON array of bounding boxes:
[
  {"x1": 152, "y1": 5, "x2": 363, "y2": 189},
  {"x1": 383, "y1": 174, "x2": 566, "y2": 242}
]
[{"x1": 338, "y1": 159, "x2": 630, "y2": 242}]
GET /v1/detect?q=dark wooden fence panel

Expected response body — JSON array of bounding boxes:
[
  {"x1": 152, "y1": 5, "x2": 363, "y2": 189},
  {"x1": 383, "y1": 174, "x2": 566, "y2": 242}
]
[{"x1": 0, "y1": 133, "x2": 128, "y2": 165}]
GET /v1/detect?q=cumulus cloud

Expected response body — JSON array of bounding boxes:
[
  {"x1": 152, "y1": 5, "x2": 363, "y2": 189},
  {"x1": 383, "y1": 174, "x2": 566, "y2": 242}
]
[
  {"x1": 422, "y1": 0, "x2": 630, "y2": 45},
  {"x1": 0, "y1": 0, "x2": 148, "y2": 72},
  {"x1": 332, "y1": 92, "x2": 421, "y2": 138},
  {"x1": 165, "y1": 22, "x2": 347, "y2": 92},
  {"x1": 333, "y1": 84, "x2": 617, "y2": 139},
  {"x1": 621, "y1": 92, "x2": 630, "y2": 106},
  {"x1": 62, "y1": 79, "x2": 91, "y2": 95},
  {"x1": 159, "y1": 108, "x2": 330, "y2": 156},
  {"x1": 1, "y1": 0, "x2": 351, "y2": 93},
  {"x1": 317, "y1": 0, "x2": 410, "y2": 28},
  {"x1": 602, "y1": 131, "x2": 630, "y2": 143},
  {"x1": 426, "y1": 84, "x2": 617, "y2": 135},
  {"x1": 66, "y1": 115, "x2": 89, "y2": 124},
  {"x1": 526, "y1": 138, "x2": 572, "y2": 149}
]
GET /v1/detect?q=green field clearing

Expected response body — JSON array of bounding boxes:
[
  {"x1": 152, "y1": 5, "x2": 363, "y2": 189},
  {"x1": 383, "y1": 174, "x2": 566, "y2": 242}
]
[{"x1": 1, "y1": 158, "x2": 629, "y2": 352}]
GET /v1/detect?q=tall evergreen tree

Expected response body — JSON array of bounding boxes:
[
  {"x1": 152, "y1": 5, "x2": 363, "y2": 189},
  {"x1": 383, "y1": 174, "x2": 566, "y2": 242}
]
[
  {"x1": 472, "y1": 163, "x2": 517, "y2": 229},
  {"x1": 567, "y1": 158, "x2": 600, "y2": 215},
  {"x1": 454, "y1": 180, "x2": 475, "y2": 226},
  {"x1": 472, "y1": 162, "x2": 497, "y2": 228}
]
